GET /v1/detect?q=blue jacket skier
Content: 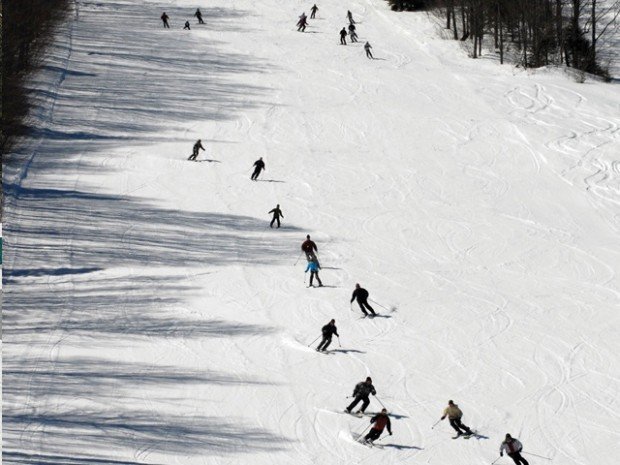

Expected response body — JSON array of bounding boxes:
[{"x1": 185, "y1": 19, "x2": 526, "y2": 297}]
[{"x1": 305, "y1": 259, "x2": 323, "y2": 287}]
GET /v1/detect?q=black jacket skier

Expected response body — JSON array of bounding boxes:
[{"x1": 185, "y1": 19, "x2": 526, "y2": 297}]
[
  {"x1": 347, "y1": 10, "x2": 354, "y2": 24},
  {"x1": 500, "y1": 435, "x2": 529, "y2": 465},
  {"x1": 348, "y1": 24, "x2": 358, "y2": 42},
  {"x1": 317, "y1": 319, "x2": 338, "y2": 351},
  {"x1": 301, "y1": 235, "x2": 318, "y2": 260},
  {"x1": 161, "y1": 12, "x2": 170, "y2": 28},
  {"x1": 269, "y1": 204, "x2": 284, "y2": 228},
  {"x1": 188, "y1": 139, "x2": 205, "y2": 160},
  {"x1": 346, "y1": 377, "x2": 376, "y2": 414},
  {"x1": 195, "y1": 8, "x2": 205, "y2": 24},
  {"x1": 340, "y1": 28, "x2": 347, "y2": 45},
  {"x1": 297, "y1": 14, "x2": 308, "y2": 32},
  {"x1": 183, "y1": 21, "x2": 191, "y2": 30},
  {"x1": 350, "y1": 283, "x2": 376, "y2": 316},
  {"x1": 364, "y1": 41, "x2": 373, "y2": 59},
  {"x1": 251, "y1": 157, "x2": 265, "y2": 180},
  {"x1": 310, "y1": 4, "x2": 319, "y2": 19},
  {"x1": 364, "y1": 409, "x2": 392, "y2": 443}
]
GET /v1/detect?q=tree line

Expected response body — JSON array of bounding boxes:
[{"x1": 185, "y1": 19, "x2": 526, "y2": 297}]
[
  {"x1": 385, "y1": 0, "x2": 618, "y2": 80},
  {"x1": 2, "y1": 0, "x2": 70, "y2": 159}
]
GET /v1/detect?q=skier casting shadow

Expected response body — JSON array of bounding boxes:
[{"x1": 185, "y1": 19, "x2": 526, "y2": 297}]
[
  {"x1": 188, "y1": 139, "x2": 205, "y2": 161},
  {"x1": 339, "y1": 28, "x2": 347, "y2": 45},
  {"x1": 345, "y1": 376, "x2": 376, "y2": 414},
  {"x1": 310, "y1": 4, "x2": 318, "y2": 19},
  {"x1": 251, "y1": 157, "x2": 265, "y2": 180},
  {"x1": 316, "y1": 319, "x2": 338, "y2": 351},
  {"x1": 195, "y1": 8, "x2": 205, "y2": 24},
  {"x1": 364, "y1": 41, "x2": 374, "y2": 59},
  {"x1": 268, "y1": 204, "x2": 284, "y2": 228},
  {"x1": 161, "y1": 12, "x2": 170, "y2": 28},
  {"x1": 440, "y1": 400, "x2": 473, "y2": 438},
  {"x1": 363, "y1": 409, "x2": 392, "y2": 444},
  {"x1": 350, "y1": 283, "x2": 376, "y2": 316}
]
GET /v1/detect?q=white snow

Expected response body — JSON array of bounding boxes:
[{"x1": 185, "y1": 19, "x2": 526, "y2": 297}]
[{"x1": 3, "y1": 0, "x2": 620, "y2": 464}]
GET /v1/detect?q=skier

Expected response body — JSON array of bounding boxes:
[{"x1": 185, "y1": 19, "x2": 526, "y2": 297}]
[
  {"x1": 346, "y1": 10, "x2": 355, "y2": 24},
  {"x1": 268, "y1": 204, "x2": 284, "y2": 228},
  {"x1": 440, "y1": 400, "x2": 473, "y2": 437},
  {"x1": 183, "y1": 20, "x2": 191, "y2": 30},
  {"x1": 305, "y1": 259, "x2": 323, "y2": 287},
  {"x1": 500, "y1": 434, "x2": 530, "y2": 465},
  {"x1": 251, "y1": 157, "x2": 265, "y2": 180},
  {"x1": 310, "y1": 4, "x2": 319, "y2": 19},
  {"x1": 345, "y1": 377, "x2": 376, "y2": 414},
  {"x1": 195, "y1": 8, "x2": 205, "y2": 24},
  {"x1": 348, "y1": 23, "x2": 358, "y2": 43},
  {"x1": 301, "y1": 235, "x2": 318, "y2": 261},
  {"x1": 317, "y1": 319, "x2": 338, "y2": 351},
  {"x1": 364, "y1": 41, "x2": 374, "y2": 59},
  {"x1": 161, "y1": 12, "x2": 170, "y2": 28},
  {"x1": 339, "y1": 27, "x2": 347, "y2": 45},
  {"x1": 188, "y1": 139, "x2": 205, "y2": 161},
  {"x1": 350, "y1": 283, "x2": 376, "y2": 316},
  {"x1": 297, "y1": 13, "x2": 308, "y2": 32},
  {"x1": 363, "y1": 409, "x2": 392, "y2": 444}
]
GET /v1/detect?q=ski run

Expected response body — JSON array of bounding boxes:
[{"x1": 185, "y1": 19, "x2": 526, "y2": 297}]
[{"x1": 3, "y1": 0, "x2": 620, "y2": 464}]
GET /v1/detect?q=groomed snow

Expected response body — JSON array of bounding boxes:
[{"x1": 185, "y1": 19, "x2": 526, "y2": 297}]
[{"x1": 3, "y1": 0, "x2": 620, "y2": 464}]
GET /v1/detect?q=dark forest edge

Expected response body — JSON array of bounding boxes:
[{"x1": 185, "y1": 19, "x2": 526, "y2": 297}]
[
  {"x1": 386, "y1": 0, "x2": 616, "y2": 81},
  {"x1": 1, "y1": 0, "x2": 71, "y2": 175}
]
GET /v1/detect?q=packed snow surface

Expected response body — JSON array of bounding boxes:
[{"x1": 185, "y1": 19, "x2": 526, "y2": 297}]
[{"x1": 3, "y1": 0, "x2": 620, "y2": 464}]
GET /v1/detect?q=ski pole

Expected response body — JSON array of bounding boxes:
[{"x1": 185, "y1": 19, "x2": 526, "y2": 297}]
[
  {"x1": 357, "y1": 423, "x2": 372, "y2": 438},
  {"x1": 431, "y1": 419, "x2": 441, "y2": 429},
  {"x1": 294, "y1": 251, "x2": 303, "y2": 266},
  {"x1": 491, "y1": 456, "x2": 502, "y2": 465},
  {"x1": 523, "y1": 452, "x2": 552, "y2": 460},
  {"x1": 337, "y1": 336, "x2": 342, "y2": 348},
  {"x1": 375, "y1": 396, "x2": 387, "y2": 410},
  {"x1": 303, "y1": 272, "x2": 307, "y2": 284},
  {"x1": 307, "y1": 335, "x2": 321, "y2": 347}
]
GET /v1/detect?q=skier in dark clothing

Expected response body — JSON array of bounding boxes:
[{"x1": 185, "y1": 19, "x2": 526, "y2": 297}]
[
  {"x1": 183, "y1": 21, "x2": 191, "y2": 30},
  {"x1": 161, "y1": 12, "x2": 170, "y2": 28},
  {"x1": 297, "y1": 14, "x2": 308, "y2": 32},
  {"x1": 310, "y1": 4, "x2": 319, "y2": 19},
  {"x1": 305, "y1": 259, "x2": 323, "y2": 287},
  {"x1": 364, "y1": 41, "x2": 373, "y2": 59},
  {"x1": 350, "y1": 283, "x2": 376, "y2": 316},
  {"x1": 188, "y1": 139, "x2": 205, "y2": 161},
  {"x1": 500, "y1": 434, "x2": 530, "y2": 465},
  {"x1": 301, "y1": 235, "x2": 318, "y2": 261},
  {"x1": 347, "y1": 10, "x2": 355, "y2": 24},
  {"x1": 348, "y1": 23, "x2": 358, "y2": 42},
  {"x1": 269, "y1": 204, "x2": 284, "y2": 228},
  {"x1": 340, "y1": 28, "x2": 347, "y2": 45},
  {"x1": 195, "y1": 8, "x2": 205, "y2": 24},
  {"x1": 440, "y1": 400, "x2": 473, "y2": 437},
  {"x1": 346, "y1": 377, "x2": 376, "y2": 414},
  {"x1": 317, "y1": 319, "x2": 338, "y2": 351},
  {"x1": 364, "y1": 409, "x2": 392, "y2": 443},
  {"x1": 251, "y1": 157, "x2": 265, "y2": 180}
]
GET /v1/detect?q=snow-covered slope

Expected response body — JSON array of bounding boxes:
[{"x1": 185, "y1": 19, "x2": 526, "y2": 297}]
[{"x1": 3, "y1": 0, "x2": 620, "y2": 464}]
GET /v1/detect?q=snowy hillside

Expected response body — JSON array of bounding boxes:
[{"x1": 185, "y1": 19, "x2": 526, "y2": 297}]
[{"x1": 3, "y1": 0, "x2": 620, "y2": 464}]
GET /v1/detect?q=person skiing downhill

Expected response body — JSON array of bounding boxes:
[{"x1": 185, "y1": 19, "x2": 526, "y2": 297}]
[
  {"x1": 348, "y1": 23, "x2": 358, "y2": 43},
  {"x1": 317, "y1": 319, "x2": 338, "y2": 351},
  {"x1": 364, "y1": 41, "x2": 373, "y2": 59},
  {"x1": 183, "y1": 21, "x2": 191, "y2": 30},
  {"x1": 268, "y1": 204, "x2": 284, "y2": 228},
  {"x1": 301, "y1": 235, "x2": 318, "y2": 261},
  {"x1": 251, "y1": 157, "x2": 265, "y2": 180},
  {"x1": 188, "y1": 139, "x2": 205, "y2": 161},
  {"x1": 440, "y1": 400, "x2": 473, "y2": 437},
  {"x1": 161, "y1": 12, "x2": 170, "y2": 28},
  {"x1": 305, "y1": 259, "x2": 323, "y2": 287},
  {"x1": 310, "y1": 4, "x2": 319, "y2": 19},
  {"x1": 500, "y1": 434, "x2": 530, "y2": 465},
  {"x1": 363, "y1": 409, "x2": 392, "y2": 444},
  {"x1": 350, "y1": 283, "x2": 376, "y2": 316},
  {"x1": 195, "y1": 8, "x2": 205, "y2": 24},
  {"x1": 297, "y1": 14, "x2": 308, "y2": 32},
  {"x1": 346, "y1": 377, "x2": 376, "y2": 414},
  {"x1": 339, "y1": 27, "x2": 348, "y2": 45},
  {"x1": 346, "y1": 10, "x2": 355, "y2": 24}
]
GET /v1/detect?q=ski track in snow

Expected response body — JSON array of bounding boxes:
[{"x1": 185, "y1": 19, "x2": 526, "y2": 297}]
[{"x1": 3, "y1": 0, "x2": 620, "y2": 464}]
